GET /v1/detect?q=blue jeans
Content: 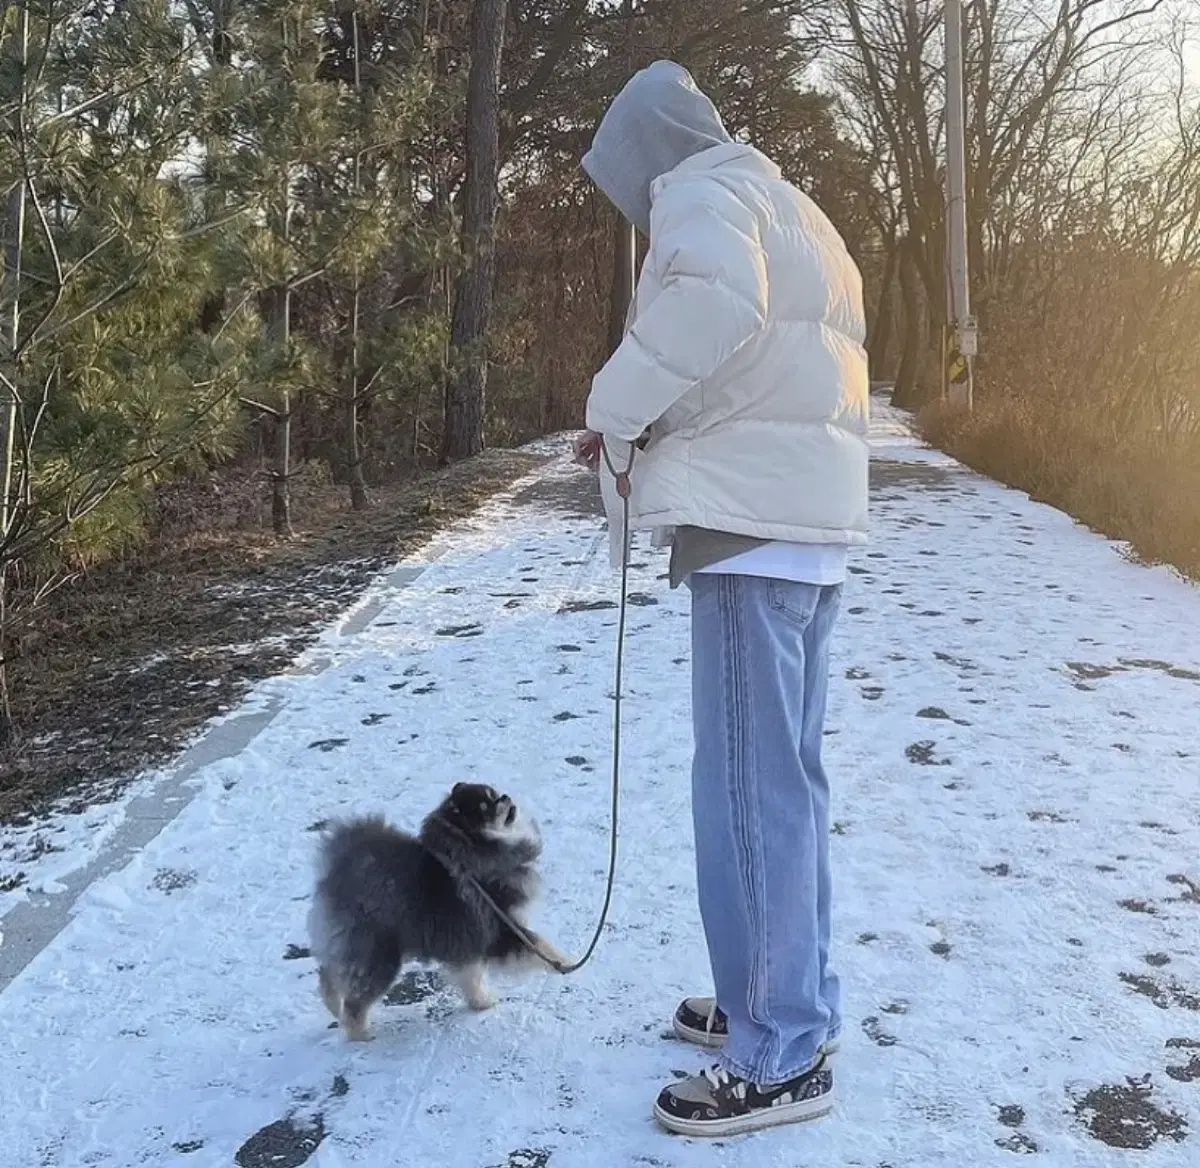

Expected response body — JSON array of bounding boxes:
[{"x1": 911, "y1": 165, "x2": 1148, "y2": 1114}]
[{"x1": 690, "y1": 573, "x2": 843, "y2": 1084}]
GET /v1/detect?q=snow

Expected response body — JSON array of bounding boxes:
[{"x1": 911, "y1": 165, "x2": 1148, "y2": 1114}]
[
  {"x1": 1, "y1": 778, "x2": 150, "y2": 914},
  {"x1": 2, "y1": 399, "x2": 1200, "y2": 1167}
]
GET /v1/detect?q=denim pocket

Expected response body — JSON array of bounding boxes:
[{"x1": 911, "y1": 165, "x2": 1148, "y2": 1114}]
[{"x1": 767, "y1": 578, "x2": 820, "y2": 630}]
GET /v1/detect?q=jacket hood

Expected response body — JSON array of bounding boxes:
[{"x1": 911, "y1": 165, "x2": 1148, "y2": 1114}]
[{"x1": 582, "y1": 60, "x2": 731, "y2": 235}]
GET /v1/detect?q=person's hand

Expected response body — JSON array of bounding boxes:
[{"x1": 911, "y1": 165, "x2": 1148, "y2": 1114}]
[{"x1": 572, "y1": 429, "x2": 603, "y2": 470}]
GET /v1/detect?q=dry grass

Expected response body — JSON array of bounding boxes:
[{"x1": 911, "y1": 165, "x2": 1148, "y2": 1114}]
[{"x1": 920, "y1": 396, "x2": 1200, "y2": 581}]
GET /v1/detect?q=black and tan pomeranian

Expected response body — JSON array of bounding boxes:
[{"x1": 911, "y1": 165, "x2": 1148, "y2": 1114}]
[{"x1": 307, "y1": 783, "x2": 567, "y2": 1040}]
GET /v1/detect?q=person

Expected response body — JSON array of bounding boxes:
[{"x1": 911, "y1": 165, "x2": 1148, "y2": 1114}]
[{"x1": 575, "y1": 61, "x2": 869, "y2": 1137}]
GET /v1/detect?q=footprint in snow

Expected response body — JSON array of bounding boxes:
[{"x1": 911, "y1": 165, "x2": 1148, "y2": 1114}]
[
  {"x1": 1120, "y1": 971, "x2": 1200, "y2": 1010},
  {"x1": 235, "y1": 1116, "x2": 325, "y2": 1168},
  {"x1": 491, "y1": 1151, "x2": 551, "y2": 1168},
  {"x1": 385, "y1": 969, "x2": 444, "y2": 1005},
  {"x1": 995, "y1": 1131, "x2": 1039, "y2": 1154},
  {"x1": 861, "y1": 1016, "x2": 898, "y2": 1047},
  {"x1": 905, "y1": 740, "x2": 949, "y2": 766},
  {"x1": 435, "y1": 623, "x2": 483, "y2": 638},
  {"x1": 1166, "y1": 1039, "x2": 1200, "y2": 1083},
  {"x1": 1167, "y1": 873, "x2": 1200, "y2": 903},
  {"x1": 1073, "y1": 1078, "x2": 1187, "y2": 1150},
  {"x1": 308, "y1": 738, "x2": 349, "y2": 752},
  {"x1": 151, "y1": 868, "x2": 197, "y2": 893},
  {"x1": 234, "y1": 1077, "x2": 346, "y2": 1168},
  {"x1": 559, "y1": 599, "x2": 616, "y2": 613},
  {"x1": 1119, "y1": 898, "x2": 1158, "y2": 915}
]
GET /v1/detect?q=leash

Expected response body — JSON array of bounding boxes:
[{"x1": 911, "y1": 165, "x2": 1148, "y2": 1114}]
[{"x1": 452, "y1": 440, "x2": 635, "y2": 975}]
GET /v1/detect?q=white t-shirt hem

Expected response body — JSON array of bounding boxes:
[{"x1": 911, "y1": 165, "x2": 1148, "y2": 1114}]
[{"x1": 693, "y1": 541, "x2": 848, "y2": 586}]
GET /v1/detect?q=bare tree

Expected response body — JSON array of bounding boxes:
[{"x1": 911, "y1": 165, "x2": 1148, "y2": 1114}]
[{"x1": 834, "y1": 0, "x2": 1168, "y2": 403}]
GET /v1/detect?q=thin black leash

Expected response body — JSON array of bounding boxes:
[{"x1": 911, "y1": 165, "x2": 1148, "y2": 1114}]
[{"x1": 454, "y1": 442, "x2": 635, "y2": 975}]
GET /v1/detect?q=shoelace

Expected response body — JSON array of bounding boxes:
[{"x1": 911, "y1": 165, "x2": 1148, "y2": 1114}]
[{"x1": 701, "y1": 1065, "x2": 748, "y2": 1100}]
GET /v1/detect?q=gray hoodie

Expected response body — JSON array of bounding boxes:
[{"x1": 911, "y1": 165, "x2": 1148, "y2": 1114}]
[{"x1": 582, "y1": 60, "x2": 731, "y2": 236}]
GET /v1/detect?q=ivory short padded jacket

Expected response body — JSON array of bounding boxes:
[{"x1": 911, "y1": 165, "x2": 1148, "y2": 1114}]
[{"x1": 585, "y1": 141, "x2": 870, "y2": 552}]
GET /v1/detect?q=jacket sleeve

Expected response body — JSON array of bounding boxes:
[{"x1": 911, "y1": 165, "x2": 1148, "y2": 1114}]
[{"x1": 585, "y1": 179, "x2": 769, "y2": 441}]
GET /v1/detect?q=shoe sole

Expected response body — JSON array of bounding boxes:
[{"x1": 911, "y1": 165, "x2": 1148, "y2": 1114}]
[
  {"x1": 653, "y1": 1092, "x2": 834, "y2": 1137},
  {"x1": 672, "y1": 1014, "x2": 842, "y2": 1058}
]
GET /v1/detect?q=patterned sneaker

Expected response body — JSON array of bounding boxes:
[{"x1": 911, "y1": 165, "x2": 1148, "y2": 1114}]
[
  {"x1": 653, "y1": 1059, "x2": 834, "y2": 1137},
  {"x1": 672, "y1": 997, "x2": 728, "y2": 1048},
  {"x1": 672, "y1": 997, "x2": 841, "y2": 1056}
]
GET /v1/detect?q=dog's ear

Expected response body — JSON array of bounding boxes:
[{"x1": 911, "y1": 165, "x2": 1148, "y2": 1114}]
[{"x1": 451, "y1": 781, "x2": 468, "y2": 798}]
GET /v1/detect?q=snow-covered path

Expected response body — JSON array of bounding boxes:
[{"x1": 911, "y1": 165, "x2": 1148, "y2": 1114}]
[{"x1": 2, "y1": 403, "x2": 1199, "y2": 1167}]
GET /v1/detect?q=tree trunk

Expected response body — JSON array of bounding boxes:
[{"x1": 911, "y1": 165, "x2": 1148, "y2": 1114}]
[
  {"x1": 442, "y1": 0, "x2": 507, "y2": 464},
  {"x1": 345, "y1": 293, "x2": 369, "y2": 510},
  {"x1": 344, "y1": 5, "x2": 369, "y2": 510},
  {"x1": 0, "y1": 181, "x2": 25, "y2": 746},
  {"x1": 198, "y1": 3, "x2": 234, "y2": 333},
  {"x1": 606, "y1": 211, "x2": 635, "y2": 356},
  {"x1": 266, "y1": 283, "x2": 293, "y2": 536},
  {"x1": 893, "y1": 236, "x2": 922, "y2": 410},
  {"x1": 866, "y1": 239, "x2": 898, "y2": 380},
  {"x1": 604, "y1": 0, "x2": 637, "y2": 357},
  {"x1": 0, "y1": 5, "x2": 30, "y2": 744}
]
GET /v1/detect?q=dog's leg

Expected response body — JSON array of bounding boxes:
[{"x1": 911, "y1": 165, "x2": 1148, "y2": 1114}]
[
  {"x1": 337, "y1": 950, "x2": 400, "y2": 1041},
  {"x1": 445, "y1": 962, "x2": 497, "y2": 1011},
  {"x1": 317, "y1": 966, "x2": 342, "y2": 1019},
  {"x1": 340, "y1": 998, "x2": 376, "y2": 1042}
]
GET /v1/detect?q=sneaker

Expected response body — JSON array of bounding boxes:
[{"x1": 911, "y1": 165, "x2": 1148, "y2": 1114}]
[
  {"x1": 673, "y1": 997, "x2": 841, "y2": 1056},
  {"x1": 653, "y1": 1059, "x2": 834, "y2": 1137}
]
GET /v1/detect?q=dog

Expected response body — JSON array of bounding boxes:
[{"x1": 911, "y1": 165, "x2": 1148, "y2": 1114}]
[{"x1": 307, "y1": 782, "x2": 567, "y2": 1040}]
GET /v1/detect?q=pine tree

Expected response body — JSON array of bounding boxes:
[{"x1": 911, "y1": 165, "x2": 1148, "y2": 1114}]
[
  {"x1": 0, "y1": 0, "x2": 247, "y2": 732},
  {"x1": 315, "y1": 1, "x2": 448, "y2": 504},
  {"x1": 213, "y1": 0, "x2": 348, "y2": 536}
]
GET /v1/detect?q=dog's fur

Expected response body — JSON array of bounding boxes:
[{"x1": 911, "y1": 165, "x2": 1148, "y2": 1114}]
[{"x1": 308, "y1": 783, "x2": 566, "y2": 1040}]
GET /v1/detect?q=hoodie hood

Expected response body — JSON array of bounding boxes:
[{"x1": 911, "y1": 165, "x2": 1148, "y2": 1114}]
[{"x1": 582, "y1": 60, "x2": 731, "y2": 235}]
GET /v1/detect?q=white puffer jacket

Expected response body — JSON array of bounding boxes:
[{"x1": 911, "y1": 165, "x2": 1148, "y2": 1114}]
[{"x1": 585, "y1": 141, "x2": 869, "y2": 564}]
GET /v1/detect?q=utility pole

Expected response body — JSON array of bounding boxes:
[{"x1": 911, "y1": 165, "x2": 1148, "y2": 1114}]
[{"x1": 944, "y1": 0, "x2": 976, "y2": 409}]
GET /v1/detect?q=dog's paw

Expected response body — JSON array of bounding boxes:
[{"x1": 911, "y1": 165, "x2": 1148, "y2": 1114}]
[
  {"x1": 467, "y1": 990, "x2": 498, "y2": 1011},
  {"x1": 341, "y1": 1016, "x2": 375, "y2": 1042}
]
